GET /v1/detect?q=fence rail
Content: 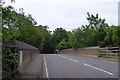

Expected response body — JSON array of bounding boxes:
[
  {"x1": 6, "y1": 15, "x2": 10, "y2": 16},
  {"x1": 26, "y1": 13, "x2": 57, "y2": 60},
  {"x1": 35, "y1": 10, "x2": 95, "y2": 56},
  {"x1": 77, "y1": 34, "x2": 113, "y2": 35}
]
[{"x1": 99, "y1": 47, "x2": 120, "y2": 56}]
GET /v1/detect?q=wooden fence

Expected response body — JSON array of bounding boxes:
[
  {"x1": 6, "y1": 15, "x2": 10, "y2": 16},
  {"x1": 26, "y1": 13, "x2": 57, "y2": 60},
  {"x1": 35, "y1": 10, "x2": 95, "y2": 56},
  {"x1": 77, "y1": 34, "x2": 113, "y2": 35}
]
[{"x1": 99, "y1": 47, "x2": 120, "y2": 56}]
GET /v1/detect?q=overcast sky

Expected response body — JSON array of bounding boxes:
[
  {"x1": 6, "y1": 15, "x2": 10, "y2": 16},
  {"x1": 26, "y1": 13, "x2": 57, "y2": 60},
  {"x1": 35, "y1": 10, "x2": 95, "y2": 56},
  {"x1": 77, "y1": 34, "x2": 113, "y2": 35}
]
[{"x1": 4, "y1": 0, "x2": 119, "y2": 31}]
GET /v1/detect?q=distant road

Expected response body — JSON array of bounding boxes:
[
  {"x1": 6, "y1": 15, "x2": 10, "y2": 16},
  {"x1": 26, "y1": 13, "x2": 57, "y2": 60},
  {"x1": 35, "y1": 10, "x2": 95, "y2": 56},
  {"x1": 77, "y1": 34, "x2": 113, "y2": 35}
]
[{"x1": 43, "y1": 54, "x2": 118, "y2": 78}]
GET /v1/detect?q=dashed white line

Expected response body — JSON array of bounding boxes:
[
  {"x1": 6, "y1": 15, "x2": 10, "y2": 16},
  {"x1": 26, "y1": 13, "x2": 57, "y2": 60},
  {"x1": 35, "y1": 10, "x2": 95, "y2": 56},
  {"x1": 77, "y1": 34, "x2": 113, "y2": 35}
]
[
  {"x1": 56, "y1": 55, "x2": 79, "y2": 62},
  {"x1": 68, "y1": 58, "x2": 79, "y2": 62},
  {"x1": 62, "y1": 56, "x2": 67, "y2": 59},
  {"x1": 83, "y1": 63, "x2": 114, "y2": 75},
  {"x1": 53, "y1": 54, "x2": 114, "y2": 76},
  {"x1": 43, "y1": 54, "x2": 49, "y2": 78},
  {"x1": 56, "y1": 54, "x2": 67, "y2": 58},
  {"x1": 56, "y1": 54, "x2": 61, "y2": 57},
  {"x1": 68, "y1": 58, "x2": 74, "y2": 61},
  {"x1": 56, "y1": 54, "x2": 59, "y2": 56},
  {"x1": 72, "y1": 59, "x2": 79, "y2": 62}
]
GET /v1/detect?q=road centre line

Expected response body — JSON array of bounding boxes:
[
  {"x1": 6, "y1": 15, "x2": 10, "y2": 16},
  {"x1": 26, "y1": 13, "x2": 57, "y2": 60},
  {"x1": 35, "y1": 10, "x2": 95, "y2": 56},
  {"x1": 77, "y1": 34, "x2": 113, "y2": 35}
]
[
  {"x1": 55, "y1": 54, "x2": 114, "y2": 76},
  {"x1": 83, "y1": 63, "x2": 114, "y2": 75},
  {"x1": 71, "y1": 59, "x2": 79, "y2": 62},
  {"x1": 68, "y1": 58, "x2": 74, "y2": 60},
  {"x1": 68, "y1": 58, "x2": 79, "y2": 62},
  {"x1": 56, "y1": 54, "x2": 60, "y2": 56},
  {"x1": 43, "y1": 54, "x2": 49, "y2": 78},
  {"x1": 56, "y1": 54, "x2": 68, "y2": 58},
  {"x1": 62, "y1": 56, "x2": 67, "y2": 59},
  {"x1": 56, "y1": 54, "x2": 79, "y2": 62},
  {"x1": 56, "y1": 54, "x2": 67, "y2": 58}
]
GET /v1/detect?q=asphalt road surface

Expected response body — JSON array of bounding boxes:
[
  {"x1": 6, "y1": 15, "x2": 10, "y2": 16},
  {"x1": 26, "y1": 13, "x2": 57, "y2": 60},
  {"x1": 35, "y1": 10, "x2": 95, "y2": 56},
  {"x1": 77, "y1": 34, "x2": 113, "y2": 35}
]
[{"x1": 43, "y1": 54, "x2": 118, "y2": 78}]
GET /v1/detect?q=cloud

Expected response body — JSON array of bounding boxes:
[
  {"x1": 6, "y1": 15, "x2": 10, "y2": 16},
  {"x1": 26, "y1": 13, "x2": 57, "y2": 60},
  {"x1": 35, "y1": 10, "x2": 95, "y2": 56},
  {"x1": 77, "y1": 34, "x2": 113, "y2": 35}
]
[{"x1": 4, "y1": 0, "x2": 119, "y2": 31}]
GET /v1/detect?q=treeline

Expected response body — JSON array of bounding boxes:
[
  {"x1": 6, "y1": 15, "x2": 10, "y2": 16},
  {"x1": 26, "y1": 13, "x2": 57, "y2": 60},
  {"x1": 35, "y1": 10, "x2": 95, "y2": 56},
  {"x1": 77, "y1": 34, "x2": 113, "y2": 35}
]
[
  {"x1": 2, "y1": 6, "x2": 120, "y2": 54},
  {"x1": 2, "y1": 6, "x2": 54, "y2": 53}
]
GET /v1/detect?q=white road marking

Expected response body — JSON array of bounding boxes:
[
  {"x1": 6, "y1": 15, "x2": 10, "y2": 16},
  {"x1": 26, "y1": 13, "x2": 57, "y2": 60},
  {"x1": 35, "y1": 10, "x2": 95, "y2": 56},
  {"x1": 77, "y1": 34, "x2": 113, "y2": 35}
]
[
  {"x1": 56, "y1": 54, "x2": 60, "y2": 56},
  {"x1": 51, "y1": 54, "x2": 115, "y2": 76},
  {"x1": 68, "y1": 58, "x2": 79, "y2": 62},
  {"x1": 62, "y1": 56, "x2": 67, "y2": 58},
  {"x1": 56, "y1": 55, "x2": 79, "y2": 62},
  {"x1": 68, "y1": 58, "x2": 73, "y2": 60},
  {"x1": 56, "y1": 54, "x2": 67, "y2": 58},
  {"x1": 43, "y1": 54, "x2": 49, "y2": 78},
  {"x1": 84, "y1": 63, "x2": 114, "y2": 75},
  {"x1": 72, "y1": 59, "x2": 79, "y2": 62},
  {"x1": 54, "y1": 54, "x2": 114, "y2": 76},
  {"x1": 60, "y1": 56, "x2": 67, "y2": 58}
]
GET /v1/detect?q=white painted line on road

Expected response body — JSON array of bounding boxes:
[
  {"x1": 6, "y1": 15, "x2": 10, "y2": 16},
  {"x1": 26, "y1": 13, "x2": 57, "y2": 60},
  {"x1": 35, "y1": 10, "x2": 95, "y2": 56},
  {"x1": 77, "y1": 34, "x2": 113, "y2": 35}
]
[
  {"x1": 56, "y1": 54, "x2": 60, "y2": 56},
  {"x1": 43, "y1": 54, "x2": 49, "y2": 78},
  {"x1": 56, "y1": 54, "x2": 67, "y2": 59},
  {"x1": 60, "y1": 56, "x2": 67, "y2": 58},
  {"x1": 83, "y1": 63, "x2": 114, "y2": 75},
  {"x1": 56, "y1": 55, "x2": 79, "y2": 62},
  {"x1": 68, "y1": 58, "x2": 79, "y2": 62},
  {"x1": 62, "y1": 56, "x2": 67, "y2": 59},
  {"x1": 68, "y1": 58, "x2": 73, "y2": 60},
  {"x1": 56, "y1": 54, "x2": 79, "y2": 62},
  {"x1": 72, "y1": 59, "x2": 79, "y2": 62}
]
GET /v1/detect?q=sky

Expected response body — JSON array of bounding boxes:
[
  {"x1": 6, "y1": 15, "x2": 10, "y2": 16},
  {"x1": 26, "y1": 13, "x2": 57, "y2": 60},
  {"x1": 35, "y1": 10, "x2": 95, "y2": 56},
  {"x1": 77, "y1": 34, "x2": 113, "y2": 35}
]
[
  {"x1": 4, "y1": 0, "x2": 119, "y2": 31},
  {"x1": 119, "y1": 1, "x2": 120, "y2": 25}
]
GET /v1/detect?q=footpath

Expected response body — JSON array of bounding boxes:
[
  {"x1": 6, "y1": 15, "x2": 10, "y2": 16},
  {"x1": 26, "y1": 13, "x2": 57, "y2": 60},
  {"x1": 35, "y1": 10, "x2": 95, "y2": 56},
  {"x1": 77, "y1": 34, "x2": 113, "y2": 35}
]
[{"x1": 20, "y1": 54, "x2": 43, "y2": 79}]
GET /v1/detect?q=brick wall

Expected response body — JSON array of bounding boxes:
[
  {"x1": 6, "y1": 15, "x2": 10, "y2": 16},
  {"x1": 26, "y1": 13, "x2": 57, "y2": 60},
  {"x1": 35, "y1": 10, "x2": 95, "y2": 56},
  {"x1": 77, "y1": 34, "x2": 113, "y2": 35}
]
[
  {"x1": 22, "y1": 50, "x2": 31, "y2": 65},
  {"x1": 19, "y1": 50, "x2": 39, "y2": 68},
  {"x1": 59, "y1": 47, "x2": 99, "y2": 56}
]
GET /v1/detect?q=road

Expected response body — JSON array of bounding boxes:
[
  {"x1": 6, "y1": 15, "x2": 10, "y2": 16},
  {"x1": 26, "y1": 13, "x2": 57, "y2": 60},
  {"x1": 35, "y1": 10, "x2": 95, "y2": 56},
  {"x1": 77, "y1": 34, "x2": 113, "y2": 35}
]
[{"x1": 43, "y1": 54, "x2": 118, "y2": 78}]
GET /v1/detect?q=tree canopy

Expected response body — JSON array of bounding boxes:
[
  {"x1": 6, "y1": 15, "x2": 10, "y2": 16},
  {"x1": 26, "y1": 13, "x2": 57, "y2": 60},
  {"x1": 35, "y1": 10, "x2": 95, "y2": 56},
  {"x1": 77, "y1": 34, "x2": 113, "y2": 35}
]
[{"x1": 2, "y1": 6, "x2": 120, "y2": 53}]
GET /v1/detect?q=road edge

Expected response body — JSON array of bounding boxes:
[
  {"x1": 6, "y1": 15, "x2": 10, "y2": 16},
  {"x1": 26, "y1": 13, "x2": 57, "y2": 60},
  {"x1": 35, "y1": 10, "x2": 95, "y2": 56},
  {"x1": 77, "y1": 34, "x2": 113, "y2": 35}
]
[{"x1": 43, "y1": 54, "x2": 49, "y2": 78}]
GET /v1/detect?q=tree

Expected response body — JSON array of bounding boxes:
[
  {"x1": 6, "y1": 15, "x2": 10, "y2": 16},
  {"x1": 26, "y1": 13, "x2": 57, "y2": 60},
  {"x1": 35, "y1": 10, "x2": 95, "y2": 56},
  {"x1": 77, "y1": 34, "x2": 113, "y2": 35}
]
[
  {"x1": 85, "y1": 12, "x2": 108, "y2": 29},
  {"x1": 71, "y1": 28, "x2": 87, "y2": 49},
  {"x1": 105, "y1": 26, "x2": 120, "y2": 46},
  {"x1": 82, "y1": 13, "x2": 109, "y2": 47},
  {"x1": 94, "y1": 26, "x2": 107, "y2": 47},
  {"x1": 53, "y1": 28, "x2": 69, "y2": 49},
  {"x1": 57, "y1": 39, "x2": 71, "y2": 50},
  {"x1": 68, "y1": 32, "x2": 78, "y2": 49},
  {"x1": 2, "y1": 6, "x2": 49, "y2": 52},
  {"x1": 39, "y1": 25, "x2": 55, "y2": 53},
  {"x1": 2, "y1": 27, "x2": 20, "y2": 44}
]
